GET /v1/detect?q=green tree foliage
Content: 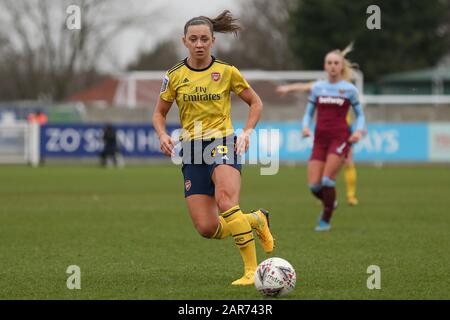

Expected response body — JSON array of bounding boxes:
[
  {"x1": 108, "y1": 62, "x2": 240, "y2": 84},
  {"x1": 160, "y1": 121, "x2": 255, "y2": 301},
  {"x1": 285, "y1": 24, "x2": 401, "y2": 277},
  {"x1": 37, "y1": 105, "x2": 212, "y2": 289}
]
[{"x1": 289, "y1": 0, "x2": 450, "y2": 80}]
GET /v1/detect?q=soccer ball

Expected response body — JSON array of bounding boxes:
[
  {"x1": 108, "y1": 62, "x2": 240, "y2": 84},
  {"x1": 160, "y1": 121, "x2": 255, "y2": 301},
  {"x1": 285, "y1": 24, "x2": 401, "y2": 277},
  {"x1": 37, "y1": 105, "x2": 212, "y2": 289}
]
[{"x1": 254, "y1": 257, "x2": 296, "y2": 297}]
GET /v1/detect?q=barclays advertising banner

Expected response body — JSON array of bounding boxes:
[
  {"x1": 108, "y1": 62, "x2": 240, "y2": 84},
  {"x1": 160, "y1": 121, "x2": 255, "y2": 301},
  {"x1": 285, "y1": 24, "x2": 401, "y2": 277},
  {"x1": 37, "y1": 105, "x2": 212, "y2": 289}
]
[
  {"x1": 235, "y1": 122, "x2": 431, "y2": 162},
  {"x1": 353, "y1": 123, "x2": 428, "y2": 161},
  {"x1": 40, "y1": 122, "x2": 447, "y2": 162}
]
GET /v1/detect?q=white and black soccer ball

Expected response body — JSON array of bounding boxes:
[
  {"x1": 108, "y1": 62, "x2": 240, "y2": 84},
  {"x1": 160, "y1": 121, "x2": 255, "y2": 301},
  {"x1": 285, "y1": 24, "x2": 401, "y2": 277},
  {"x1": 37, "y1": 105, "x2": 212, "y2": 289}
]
[{"x1": 254, "y1": 257, "x2": 296, "y2": 297}]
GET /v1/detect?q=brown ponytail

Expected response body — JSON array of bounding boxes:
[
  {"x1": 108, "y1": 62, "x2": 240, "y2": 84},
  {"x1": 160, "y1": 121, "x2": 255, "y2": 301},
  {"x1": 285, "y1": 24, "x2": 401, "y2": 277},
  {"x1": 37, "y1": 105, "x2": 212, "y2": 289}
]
[{"x1": 184, "y1": 10, "x2": 242, "y2": 36}]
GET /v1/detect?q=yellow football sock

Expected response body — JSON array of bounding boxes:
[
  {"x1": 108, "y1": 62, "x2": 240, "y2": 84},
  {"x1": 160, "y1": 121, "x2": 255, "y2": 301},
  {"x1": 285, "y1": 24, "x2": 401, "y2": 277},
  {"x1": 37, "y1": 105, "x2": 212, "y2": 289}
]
[
  {"x1": 212, "y1": 211, "x2": 259, "y2": 239},
  {"x1": 212, "y1": 216, "x2": 231, "y2": 239},
  {"x1": 345, "y1": 165, "x2": 357, "y2": 199},
  {"x1": 221, "y1": 205, "x2": 257, "y2": 272}
]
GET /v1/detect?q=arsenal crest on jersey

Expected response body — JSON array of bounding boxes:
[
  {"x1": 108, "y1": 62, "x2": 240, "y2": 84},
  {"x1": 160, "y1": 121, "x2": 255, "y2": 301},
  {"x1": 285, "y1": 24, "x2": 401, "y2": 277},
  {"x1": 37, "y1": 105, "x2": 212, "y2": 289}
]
[
  {"x1": 185, "y1": 180, "x2": 192, "y2": 191},
  {"x1": 211, "y1": 72, "x2": 221, "y2": 82}
]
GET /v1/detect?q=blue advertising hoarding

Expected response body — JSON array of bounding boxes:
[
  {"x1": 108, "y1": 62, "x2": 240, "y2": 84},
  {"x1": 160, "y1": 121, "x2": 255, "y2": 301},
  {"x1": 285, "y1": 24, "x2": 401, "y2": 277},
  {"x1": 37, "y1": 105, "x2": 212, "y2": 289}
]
[
  {"x1": 40, "y1": 122, "x2": 436, "y2": 162},
  {"x1": 353, "y1": 123, "x2": 428, "y2": 161},
  {"x1": 40, "y1": 124, "x2": 179, "y2": 157},
  {"x1": 234, "y1": 122, "x2": 429, "y2": 162}
]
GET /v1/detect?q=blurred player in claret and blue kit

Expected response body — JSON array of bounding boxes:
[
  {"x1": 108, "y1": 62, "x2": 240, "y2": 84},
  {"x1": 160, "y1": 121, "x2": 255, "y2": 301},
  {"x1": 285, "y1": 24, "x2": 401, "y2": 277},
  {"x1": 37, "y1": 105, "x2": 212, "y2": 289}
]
[{"x1": 300, "y1": 44, "x2": 365, "y2": 231}]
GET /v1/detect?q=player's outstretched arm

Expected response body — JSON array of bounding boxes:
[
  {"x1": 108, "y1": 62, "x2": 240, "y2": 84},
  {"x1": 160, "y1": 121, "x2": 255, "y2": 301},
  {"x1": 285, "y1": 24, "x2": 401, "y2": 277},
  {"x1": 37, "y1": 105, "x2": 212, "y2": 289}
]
[
  {"x1": 276, "y1": 81, "x2": 314, "y2": 96},
  {"x1": 152, "y1": 97, "x2": 175, "y2": 157},
  {"x1": 236, "y1": 87, "x2": 263, "y2": 154}
]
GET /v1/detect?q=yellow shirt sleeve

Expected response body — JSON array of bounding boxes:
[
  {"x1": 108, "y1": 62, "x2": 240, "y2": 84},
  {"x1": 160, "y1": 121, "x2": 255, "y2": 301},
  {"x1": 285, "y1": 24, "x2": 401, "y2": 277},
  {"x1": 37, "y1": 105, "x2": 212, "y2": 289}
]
[
  {"x1": 159, "y1": 72, "x2": 176, "y2": 102},
  {"x1": 346, "y1": 112, "x2": 353, "y2": 125},
  {"x1": 230, "y1": 66, "x2": 250, "y2": 95}
]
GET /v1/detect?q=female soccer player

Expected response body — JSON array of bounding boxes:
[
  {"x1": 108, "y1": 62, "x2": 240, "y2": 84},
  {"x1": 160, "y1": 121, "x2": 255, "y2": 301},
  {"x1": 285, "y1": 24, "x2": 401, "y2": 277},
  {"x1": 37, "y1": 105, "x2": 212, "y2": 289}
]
[
  {"x1": 152, "y1": 11, "x2": 274, "y2": 285},
  {"x1": 276, "y1": 47, "x2": 361, "y2": 207},
  {"x1": 277, "y1": 45, "x2": 365, "y2": 231}
]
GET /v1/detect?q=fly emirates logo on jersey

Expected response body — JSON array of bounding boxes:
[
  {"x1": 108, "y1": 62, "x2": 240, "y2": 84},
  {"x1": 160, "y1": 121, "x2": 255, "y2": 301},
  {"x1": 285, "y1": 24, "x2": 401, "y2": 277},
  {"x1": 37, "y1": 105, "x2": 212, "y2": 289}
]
[
  {"x1": 183, "y1": 86, "x2": 221, "y2": 102},
  {"x1": 318, "y1": 96, "x2": 345, "y2": 106}
]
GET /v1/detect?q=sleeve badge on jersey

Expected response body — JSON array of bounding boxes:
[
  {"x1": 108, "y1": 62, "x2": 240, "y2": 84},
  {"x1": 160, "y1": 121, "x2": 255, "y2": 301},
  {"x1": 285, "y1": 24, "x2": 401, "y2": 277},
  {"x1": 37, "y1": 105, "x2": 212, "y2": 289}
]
[
  {"x1": 211, "y1": 72, "x2": 221, "y2": 82},
  {"x1": 160, "y1": 75, "x2": 169, "y2": 93}
]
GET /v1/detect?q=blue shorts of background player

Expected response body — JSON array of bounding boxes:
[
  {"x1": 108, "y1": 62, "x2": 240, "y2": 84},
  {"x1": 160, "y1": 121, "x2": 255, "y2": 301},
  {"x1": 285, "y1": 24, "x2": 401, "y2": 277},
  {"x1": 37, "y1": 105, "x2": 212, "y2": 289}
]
[{"x1": 181, "y1": 135, "x2": 242, "y2": 198}]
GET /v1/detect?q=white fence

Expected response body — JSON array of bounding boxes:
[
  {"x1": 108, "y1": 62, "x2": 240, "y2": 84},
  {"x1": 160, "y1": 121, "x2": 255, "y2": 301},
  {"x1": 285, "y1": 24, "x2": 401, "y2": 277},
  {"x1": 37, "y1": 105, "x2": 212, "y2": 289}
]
[{"x1": 0, "y1": 121, "x2": 40, "y2": 166}]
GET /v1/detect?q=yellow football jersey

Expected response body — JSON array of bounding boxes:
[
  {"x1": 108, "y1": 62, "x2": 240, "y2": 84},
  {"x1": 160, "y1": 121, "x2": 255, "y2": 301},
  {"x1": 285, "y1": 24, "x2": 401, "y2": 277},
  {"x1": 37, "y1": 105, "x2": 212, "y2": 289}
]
[{"x1": 160, "y1": 57, "x2": 250, "y2": 140}]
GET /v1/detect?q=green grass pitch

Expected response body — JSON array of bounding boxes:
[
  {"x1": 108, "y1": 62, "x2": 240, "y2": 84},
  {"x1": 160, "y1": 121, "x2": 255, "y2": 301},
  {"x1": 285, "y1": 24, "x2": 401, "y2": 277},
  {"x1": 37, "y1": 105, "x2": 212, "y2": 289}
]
[{"x1": 0, "y1": 164, "x2": 449, "y2": 299}]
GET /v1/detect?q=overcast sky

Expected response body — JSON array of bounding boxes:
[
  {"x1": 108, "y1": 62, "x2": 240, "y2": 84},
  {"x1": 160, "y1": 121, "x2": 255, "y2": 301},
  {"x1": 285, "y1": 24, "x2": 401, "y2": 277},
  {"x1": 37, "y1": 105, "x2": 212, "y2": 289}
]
[{"x1": 105, "y1": 0, "x2": 241, "y2": 71}]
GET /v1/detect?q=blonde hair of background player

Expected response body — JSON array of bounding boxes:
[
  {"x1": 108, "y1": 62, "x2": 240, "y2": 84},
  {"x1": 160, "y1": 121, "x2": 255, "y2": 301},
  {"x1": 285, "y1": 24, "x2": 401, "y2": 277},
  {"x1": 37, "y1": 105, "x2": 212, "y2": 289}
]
[{"x1": 276, "y1": 43, "x2": 357, "y2": 95}]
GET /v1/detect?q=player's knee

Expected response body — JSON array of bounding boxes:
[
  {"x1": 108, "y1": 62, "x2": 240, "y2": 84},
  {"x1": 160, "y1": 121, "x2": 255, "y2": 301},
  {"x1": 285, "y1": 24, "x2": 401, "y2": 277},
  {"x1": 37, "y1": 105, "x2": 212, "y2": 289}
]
[
  {"x1": 195, "y1": 221, "x2": 217, "y2": 238},
  {"x1": 321, "y1": 176, "x2": 336, "y2": 187}
]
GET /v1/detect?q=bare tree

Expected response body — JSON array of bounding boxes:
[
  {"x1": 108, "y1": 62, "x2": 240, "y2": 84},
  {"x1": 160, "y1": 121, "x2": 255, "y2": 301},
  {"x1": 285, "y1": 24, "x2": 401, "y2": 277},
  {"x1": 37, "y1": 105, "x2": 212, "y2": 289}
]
[
  {"x1": 127, "y1": 39, "x2": 181, "y2": 71},
  {"x1": 0, "y1": 0, "x2": 159, "y2": 101},
  {"x1": 216, "y1": 0, "x2": 300, "y2": 70}
]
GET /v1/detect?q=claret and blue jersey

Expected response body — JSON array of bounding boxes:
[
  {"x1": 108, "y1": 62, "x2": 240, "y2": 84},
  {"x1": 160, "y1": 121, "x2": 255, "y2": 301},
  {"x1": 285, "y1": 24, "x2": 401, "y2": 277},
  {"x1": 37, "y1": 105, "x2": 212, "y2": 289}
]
[{"x1": 302, "y1": 80, "x2": 365, "y2": 132}]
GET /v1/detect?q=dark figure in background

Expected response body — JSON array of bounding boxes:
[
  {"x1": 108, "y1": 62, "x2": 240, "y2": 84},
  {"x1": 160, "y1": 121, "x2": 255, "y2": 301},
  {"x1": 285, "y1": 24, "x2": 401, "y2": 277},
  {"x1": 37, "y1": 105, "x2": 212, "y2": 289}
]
[{"x1": 100, "y1": 124, "x2": 120, "y2": 167}]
